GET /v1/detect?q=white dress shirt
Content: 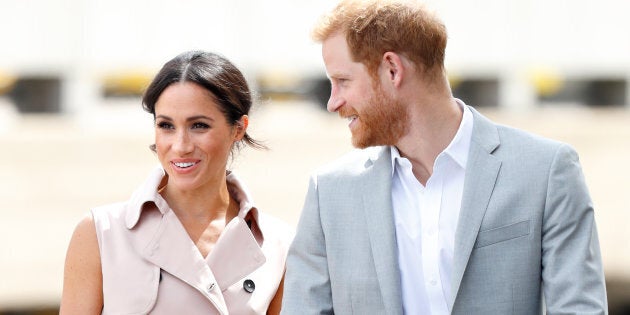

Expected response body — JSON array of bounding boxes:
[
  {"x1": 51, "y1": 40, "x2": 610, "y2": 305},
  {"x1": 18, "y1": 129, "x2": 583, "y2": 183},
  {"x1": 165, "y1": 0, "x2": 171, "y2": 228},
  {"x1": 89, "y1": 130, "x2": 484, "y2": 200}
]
[{"x1": 391, "y1": 101, "x2": 473, "y2": 314}]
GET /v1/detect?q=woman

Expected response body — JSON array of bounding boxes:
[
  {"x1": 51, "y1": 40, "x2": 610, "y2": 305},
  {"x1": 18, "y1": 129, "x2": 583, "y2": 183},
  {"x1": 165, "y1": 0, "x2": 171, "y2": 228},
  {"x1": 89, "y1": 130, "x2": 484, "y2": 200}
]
[{"x1": 60, "y1": 51, "x2": 293, "y2": 314}]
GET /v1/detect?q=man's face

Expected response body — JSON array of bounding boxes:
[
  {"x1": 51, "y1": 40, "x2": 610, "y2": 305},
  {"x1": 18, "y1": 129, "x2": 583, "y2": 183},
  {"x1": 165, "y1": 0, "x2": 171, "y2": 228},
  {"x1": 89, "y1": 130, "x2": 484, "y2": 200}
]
[{"x1": 322, "y1": 33, "x2": 408, "y2": 148}]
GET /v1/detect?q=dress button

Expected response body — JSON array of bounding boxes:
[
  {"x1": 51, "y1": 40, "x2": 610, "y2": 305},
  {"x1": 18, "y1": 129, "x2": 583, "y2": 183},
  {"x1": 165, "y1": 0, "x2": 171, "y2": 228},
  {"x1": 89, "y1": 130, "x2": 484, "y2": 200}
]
[{"x1": 243, "y1": 279, "x2": 255, "y2": 293}]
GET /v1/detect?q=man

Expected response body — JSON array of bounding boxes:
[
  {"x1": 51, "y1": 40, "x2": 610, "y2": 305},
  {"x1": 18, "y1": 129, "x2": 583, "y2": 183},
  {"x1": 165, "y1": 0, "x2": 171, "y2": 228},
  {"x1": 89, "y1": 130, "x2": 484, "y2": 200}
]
[{"x1": 282, "y1": 0, "x2": 607, "y2": 314}]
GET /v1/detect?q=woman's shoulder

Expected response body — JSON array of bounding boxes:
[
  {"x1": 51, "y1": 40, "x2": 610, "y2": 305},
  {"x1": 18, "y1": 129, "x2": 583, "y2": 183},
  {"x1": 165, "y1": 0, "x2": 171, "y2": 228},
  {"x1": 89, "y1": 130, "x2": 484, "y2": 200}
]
[
  {"x1": 91, "y1": 167, "x2": 166, "y2": 227},
  {"x1": 257, "y1": 211, "x2": 295, "y2": 246},
  {"x1": 91, "y1": 201, "x2": 132, "y2": 223}
]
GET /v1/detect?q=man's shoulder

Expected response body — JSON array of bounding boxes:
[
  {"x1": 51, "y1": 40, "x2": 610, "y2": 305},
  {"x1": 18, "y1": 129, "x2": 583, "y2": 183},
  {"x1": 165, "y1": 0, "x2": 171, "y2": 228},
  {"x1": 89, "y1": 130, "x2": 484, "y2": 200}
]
[
  {"x1": 470, "y1": 107, "x2": 564, "y2": 149},
  {"x1": 470, "y1": 108, "x2": 569, "y2": 155},
  {"x1": 477, "y1": 119, "x2": 581, "y2": 170},
  {"x1": 314, "y1": 146, "x2": 387, "y2": 177},
  {"x1": 493, "y1": 122, "x2": 569, "y2": 153}
]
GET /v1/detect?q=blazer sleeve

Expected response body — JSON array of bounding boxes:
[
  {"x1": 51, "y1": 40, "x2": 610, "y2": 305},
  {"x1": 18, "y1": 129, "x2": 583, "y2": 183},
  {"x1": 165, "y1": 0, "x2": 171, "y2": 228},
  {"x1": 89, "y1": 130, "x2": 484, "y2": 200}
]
[
  {"x1": 541, "y1": 144, "x2": 608, "y2": 314},
  {"x1": 281, "y1": 175, "x2": 334, "y2": 315}
]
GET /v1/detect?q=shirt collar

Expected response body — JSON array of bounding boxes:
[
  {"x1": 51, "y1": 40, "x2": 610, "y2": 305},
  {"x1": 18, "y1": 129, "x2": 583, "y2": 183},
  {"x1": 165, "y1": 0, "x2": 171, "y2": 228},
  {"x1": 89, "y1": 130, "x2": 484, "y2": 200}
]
[
  {"x1": 390, "y1": 145, "x2": 403, "y2": 176},
  {"x1": 443, "y1": 99, "x2": 473, "y2": 168},
  {"x1": 125, "y1": 167, "x2": 261, "y2": 234},
  {"x1": 390, "y1": 99, "x2": 474, "y2": 175}
]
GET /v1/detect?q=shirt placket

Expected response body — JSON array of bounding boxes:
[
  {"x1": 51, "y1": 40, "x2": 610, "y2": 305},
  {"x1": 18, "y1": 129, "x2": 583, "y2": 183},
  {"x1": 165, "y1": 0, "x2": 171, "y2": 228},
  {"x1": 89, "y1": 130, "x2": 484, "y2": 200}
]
[{"x1": 421, "y1": 158, "x2": 449, "y2": 315}]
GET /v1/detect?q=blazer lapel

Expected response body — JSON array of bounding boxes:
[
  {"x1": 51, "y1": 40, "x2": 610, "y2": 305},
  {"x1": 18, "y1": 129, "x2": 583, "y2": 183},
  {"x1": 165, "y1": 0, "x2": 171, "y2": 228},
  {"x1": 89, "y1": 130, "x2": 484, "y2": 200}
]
[
  {"x1": 359, "y1": 147, "x2": 404, "y2": 315},
  {"x1": 136, "y1": 209, "x2": 229, "y2": 315},
  {"x1": 450, "y1": 108, "x2": 502, "y2": 307}
]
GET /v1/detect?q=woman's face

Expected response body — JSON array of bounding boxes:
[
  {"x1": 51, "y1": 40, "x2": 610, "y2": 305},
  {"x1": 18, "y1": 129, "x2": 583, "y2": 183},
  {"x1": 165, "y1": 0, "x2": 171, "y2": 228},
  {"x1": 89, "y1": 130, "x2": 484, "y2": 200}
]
[{"x1": 154, "y1": 82, "x2": 245, "y2": 193}]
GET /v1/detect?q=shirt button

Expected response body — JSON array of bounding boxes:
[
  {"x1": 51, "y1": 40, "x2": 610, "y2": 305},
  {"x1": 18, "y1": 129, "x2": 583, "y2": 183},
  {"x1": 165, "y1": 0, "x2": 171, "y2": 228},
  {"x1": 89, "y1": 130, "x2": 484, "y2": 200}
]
[
  {"x1": 243, "y1": 279, "x2": 255, "y2": 293},
  {"x1": 429, "y1": 279, "x2": 437, "y2": 286},
  {"x1": 207, "y1": 283, "x2": 215, "y2": 292}
]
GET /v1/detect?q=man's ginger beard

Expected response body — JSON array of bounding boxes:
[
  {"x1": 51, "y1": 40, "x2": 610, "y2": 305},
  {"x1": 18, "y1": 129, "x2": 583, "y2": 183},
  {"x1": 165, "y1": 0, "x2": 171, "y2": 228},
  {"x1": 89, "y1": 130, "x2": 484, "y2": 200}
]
[{"x1": 342, "y1": 82, "x2": 410, "y2": 149}]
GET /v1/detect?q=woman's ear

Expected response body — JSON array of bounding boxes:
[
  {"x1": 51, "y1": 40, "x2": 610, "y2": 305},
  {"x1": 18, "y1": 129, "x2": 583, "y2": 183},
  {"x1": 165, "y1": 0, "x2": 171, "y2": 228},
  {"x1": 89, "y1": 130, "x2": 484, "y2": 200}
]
[
  {"x1": 235, "y1": 115, "x2": 249, "y2": 140},
  {"x1": 382, "y1": 52, "x2": 405, "y2": 88}
]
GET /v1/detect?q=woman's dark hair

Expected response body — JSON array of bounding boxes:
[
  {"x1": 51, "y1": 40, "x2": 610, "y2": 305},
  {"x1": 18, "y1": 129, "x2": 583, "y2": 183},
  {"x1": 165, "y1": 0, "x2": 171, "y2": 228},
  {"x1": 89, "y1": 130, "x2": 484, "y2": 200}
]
[{"x1": 143, "y1": 50, "x2": 266, "y2": 152}]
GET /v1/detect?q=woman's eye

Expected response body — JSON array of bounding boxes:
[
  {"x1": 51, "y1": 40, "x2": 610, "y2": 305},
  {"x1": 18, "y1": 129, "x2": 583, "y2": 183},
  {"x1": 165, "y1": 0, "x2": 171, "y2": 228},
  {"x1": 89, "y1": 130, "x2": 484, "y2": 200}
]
[
  {"x1": 192, "y1": 122, "x2": 210, "y2": 129},
  {"x1": 157, "y1": 122, "x2": 174, "y2": 129}
]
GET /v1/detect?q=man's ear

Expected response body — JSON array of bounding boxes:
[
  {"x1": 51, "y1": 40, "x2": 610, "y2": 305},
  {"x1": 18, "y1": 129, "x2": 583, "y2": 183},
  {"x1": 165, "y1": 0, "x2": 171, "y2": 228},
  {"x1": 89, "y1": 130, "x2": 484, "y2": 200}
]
[{"x1": 382, "y1": 52, "x2": 405, "y2": 88}]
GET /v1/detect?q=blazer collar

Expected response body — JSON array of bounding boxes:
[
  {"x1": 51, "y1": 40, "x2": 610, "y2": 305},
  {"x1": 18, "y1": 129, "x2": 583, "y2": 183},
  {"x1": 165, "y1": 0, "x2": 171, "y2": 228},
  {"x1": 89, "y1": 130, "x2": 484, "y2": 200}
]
[
  {"x1": 449, "y1": 107, "x2": 502, "y2": 307},
  {"x1": 467, "y1": 106, "x2": 500, "y2": 154},
  {"x1": 360, "y1": 108, "x2": 501, "y2": 311},
  {"x1": 360, "y1": 146, "x2": 404, "y2": 315}
]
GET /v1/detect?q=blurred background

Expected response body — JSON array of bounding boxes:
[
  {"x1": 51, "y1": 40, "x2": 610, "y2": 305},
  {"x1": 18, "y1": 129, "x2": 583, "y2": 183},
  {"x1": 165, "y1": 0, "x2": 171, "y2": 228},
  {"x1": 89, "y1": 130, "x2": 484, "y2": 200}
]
[{"x1": 0, "y1": 0, "x2": 629, "y2": 313}]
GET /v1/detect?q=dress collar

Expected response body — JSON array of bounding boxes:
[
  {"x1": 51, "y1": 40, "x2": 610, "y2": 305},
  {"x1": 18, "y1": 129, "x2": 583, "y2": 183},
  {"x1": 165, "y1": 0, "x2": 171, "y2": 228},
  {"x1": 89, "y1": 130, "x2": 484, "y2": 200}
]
[{"x1": 125, "y1": 167, "x2": 261, "y2": 233}]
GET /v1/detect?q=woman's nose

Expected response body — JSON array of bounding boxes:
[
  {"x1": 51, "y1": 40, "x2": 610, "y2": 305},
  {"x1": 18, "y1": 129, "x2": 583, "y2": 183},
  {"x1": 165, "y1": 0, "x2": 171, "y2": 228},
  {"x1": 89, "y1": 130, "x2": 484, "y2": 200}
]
[{"x1": 172, "y1": 130, "x2": 194, "y2": 154}]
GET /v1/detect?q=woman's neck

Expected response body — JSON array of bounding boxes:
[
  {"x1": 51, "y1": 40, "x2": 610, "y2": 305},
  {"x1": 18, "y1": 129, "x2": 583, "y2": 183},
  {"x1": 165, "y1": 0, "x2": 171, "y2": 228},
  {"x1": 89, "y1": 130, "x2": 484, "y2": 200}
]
[
  {"x1": 164, "y1": 178, "x2": 240, "y2": 257},
  {"x1": 162, "y1": 178, "x2": 236, "y2": 224}
]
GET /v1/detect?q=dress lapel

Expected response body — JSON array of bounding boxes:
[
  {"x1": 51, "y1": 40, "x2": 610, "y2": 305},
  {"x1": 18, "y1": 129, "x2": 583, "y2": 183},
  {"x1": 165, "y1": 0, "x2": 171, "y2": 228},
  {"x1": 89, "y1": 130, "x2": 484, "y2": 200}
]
[
  {"x1": 125, "y1": 167, "x2": 265, "y2": 315},
  {"x1": 360, "y1": 147, "x2": 404, "y2": 315},
  {"x1": 206, "y1": 216, "x2": 265, "y2": 291},
  {"x1": 136, "y1": 209, "x2": 229, "y2": 314},
  {"x1": 208, "y1": 172, "x2": 266, "y2": 292},
  {"x1": 449, "y1": 108, "x2": 501, "y2": 307}
]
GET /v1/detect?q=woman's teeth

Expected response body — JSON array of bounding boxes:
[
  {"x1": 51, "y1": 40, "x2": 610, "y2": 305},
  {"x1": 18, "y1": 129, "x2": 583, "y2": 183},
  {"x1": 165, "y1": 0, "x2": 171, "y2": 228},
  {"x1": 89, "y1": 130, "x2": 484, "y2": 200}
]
[{"x1": 175, "y1": 162, "x2": 195, "y2": 168}]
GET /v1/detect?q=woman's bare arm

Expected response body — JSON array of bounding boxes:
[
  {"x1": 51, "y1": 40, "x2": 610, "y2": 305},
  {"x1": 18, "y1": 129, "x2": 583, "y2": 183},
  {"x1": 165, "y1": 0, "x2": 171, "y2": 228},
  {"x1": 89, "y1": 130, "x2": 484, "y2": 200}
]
[
  {"x1": 59, "y1": 214, "x2": 103, "y2": 314},
  {"x1": 267, "y1": 273, "x2": 285, "y2": 315}
]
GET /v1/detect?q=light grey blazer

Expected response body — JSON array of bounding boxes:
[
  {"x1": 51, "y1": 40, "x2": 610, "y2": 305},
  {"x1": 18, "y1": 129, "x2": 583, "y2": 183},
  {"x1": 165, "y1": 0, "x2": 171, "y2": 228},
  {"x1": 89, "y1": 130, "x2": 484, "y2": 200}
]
[{"x1": 282, "y1": 107, "x2": 607, "y2": 314}]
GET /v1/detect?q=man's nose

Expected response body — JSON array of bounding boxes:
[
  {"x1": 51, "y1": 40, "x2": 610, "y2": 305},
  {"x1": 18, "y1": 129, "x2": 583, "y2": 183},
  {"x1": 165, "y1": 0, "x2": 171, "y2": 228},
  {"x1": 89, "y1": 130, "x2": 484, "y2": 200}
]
[{"x1": 327, "y1": 89, "x2": 344, "y2": 112}]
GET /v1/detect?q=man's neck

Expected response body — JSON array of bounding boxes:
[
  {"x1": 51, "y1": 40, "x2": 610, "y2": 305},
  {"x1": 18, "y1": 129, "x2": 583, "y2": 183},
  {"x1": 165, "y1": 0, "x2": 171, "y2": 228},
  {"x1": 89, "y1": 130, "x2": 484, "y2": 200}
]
[{"x1": 395, "y1": 97, "x2": 463, "y2": 185}]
